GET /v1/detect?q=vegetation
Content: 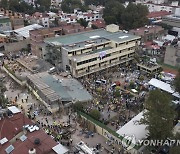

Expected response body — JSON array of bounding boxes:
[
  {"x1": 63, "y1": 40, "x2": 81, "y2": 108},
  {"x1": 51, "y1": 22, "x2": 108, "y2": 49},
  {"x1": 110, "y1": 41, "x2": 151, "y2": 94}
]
[
  {"x1": 103, "y1": 2, "x2": 149, "y2": 30},
  {"x1": 89, "y1": 109, "x2": 101, "y2": 120},
  {"x1": 61, "y1": 0, "x2": 86, "y2": 13},
  {"x1": 73, "y1": 101, "x2": 84, "y2": 111},
  {"x1": 156, "y1": 23, "x2": 173, "y2": 31},
  {"x1": 84, "y1": 0, "x2": 135, "y2": 6},
  {"x1": 141, "y1": 90, "x2": 175, "y2": 140},
  {"x1": 170, "y1": 133, "x2": 180, "y2": 154},
  {"x1": 0, "y1": 82, "x2": 8, "y2": 108},
  {"x1": 91, "y1": 24, "x2": 98, "y2": 29},
  {"x1": 77, "y1": 18, "x2": 88, "y2": 28},
  {"x1": 0, "y1": 0, "x2": 51, "y2": 14},
  {"x1": 174, "y1": 69, "x2": 180, "y2": 94}
]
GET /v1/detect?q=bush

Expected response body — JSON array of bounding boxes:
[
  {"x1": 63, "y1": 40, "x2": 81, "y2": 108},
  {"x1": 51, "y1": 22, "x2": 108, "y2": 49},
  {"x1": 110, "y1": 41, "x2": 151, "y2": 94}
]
[
  {"x1": 96, "y1": 87, "x2": 102, "y2": 94},
  {"x1": 115, "y1": 86, "x2": 120, "y2": 91},
  {"x1": 89, "y1": 109, "x2": 101, "y2": 120},
  {"x1": 129, "y1": 81, "x2": 135, "y2": 89},
  {"x1": 114, "y1": 90, "x2": 121, "y2": 97},
  {"x1": 73, "y1": 101, "x2": 84, "y2": 111},
  {"x1": 139, "y1": 75, "x2": 144, "y2": 81}
]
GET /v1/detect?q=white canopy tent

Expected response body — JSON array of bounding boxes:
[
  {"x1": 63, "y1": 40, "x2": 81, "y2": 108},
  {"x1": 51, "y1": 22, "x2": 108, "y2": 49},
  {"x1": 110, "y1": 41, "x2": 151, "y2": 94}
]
[
  {"x1": 116, "y1": 110, "x2": 148, "y2": 143},
  {"x1": 52, "y1": 144, "x2": 69, "y2": 154},
  {"x1": 7, "y1": 106, "x2": 21, "y2": 114},
  {"x1": 0, "y1": 53, "x2": 4, "y2": 57},
  {"x1": 13, "y1": 24, "x2": 43, "y2": 38},
  {"x1": 148, "y1": 78, "x2": 174, "y2": 93}
]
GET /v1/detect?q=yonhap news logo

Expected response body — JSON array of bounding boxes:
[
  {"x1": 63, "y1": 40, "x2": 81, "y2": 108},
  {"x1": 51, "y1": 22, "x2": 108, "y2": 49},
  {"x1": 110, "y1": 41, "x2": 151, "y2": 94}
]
[{"x1": 121, "y1": 135, "x2": 180, "y2": 151}]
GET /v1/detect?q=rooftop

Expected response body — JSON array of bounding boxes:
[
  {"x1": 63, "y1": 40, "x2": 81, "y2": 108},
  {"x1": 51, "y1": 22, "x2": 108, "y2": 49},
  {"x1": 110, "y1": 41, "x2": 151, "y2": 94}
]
[
  {"x1": 147, "y1": 11, "x2": 172, "y2": 18},
  {"x1": 17, "y1": 55, "x2": 53, "y2": 73},
  {"x1": 0, "y1": 113, "x2": 33, "y2": 141},
  {"x1": 116, "y1": 110, "x2": 148, "y2": 143},
  {"x1": 0, "y1": 111, "x2": 68, "y2": 154},
  {"x1": 28, "y1": 72, "x2": 92, "y2": 102},
  {"x1": 45, "y1": 29, "x2": 140, "y2": 47},
  {"x1": 129, "y1": 25, "x2": 164, "y2": 36},
  {"x1": 63, "y1": 37, "x2": 110, "y2": 51},
  {"x1": 70, "y1": 46, "x2": 113, "y2": 61},
  {"x1": 14, "y1": 24, "x2": 43, "y2": 38}
]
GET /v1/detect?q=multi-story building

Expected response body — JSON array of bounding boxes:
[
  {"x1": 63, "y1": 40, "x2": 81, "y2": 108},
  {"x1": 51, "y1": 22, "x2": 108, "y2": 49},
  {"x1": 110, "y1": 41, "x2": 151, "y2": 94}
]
[
  {"x1": 30, "y1": 27, "x2": 62, "y2": 57},
  {"x1": 129, "y1": 25, "x2": 164, "y2": 42},
  {"x1": 44, "y1": 25, "x2": 141, "y2": 78},
  {"x1": 0, "y1": 16, "x2": 12, "y2": 32},
  {"x1": 147, "y1": 11, "x2": 172, "y2": 23},
  {"x1": 164, "y1": 42, "x2": 180, "y2": 67},
  {"x1": 62, "y1": 23, "x2": 87, "y2": 35},
  {"x1": 136, "y1": 0, "x2": 179, "y2": 13},
  {"x1": 59, "y1": 10, "x2": 103, "y2": 24},
  {"x1": 162, "y1": 8, "x2": 180, "y2": 28},
  {"x1": 11, "y1": 17, "x2": 24, "y2": 30}
]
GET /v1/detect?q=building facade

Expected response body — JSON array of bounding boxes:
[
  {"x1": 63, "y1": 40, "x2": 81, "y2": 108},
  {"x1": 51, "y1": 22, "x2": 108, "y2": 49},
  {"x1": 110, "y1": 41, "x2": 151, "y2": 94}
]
[
  {"x1": 164, "y1": 43, "x2": 180, "y2": 67},
  {"x1": 162, "y1": 8, "x2": 180, "y2": 28},
  {"x1": 129, "y1": 25, "x2": 164, "y2": 42},
  {"x1": 30, "y1": 27, "x2": 62, "y2": 57},
  {"x1": 44, "y1": 25, "x2": 141, "y2": 78},
  {"x1": 0, "y1": 16, "x2": 12, "y2": 32}
]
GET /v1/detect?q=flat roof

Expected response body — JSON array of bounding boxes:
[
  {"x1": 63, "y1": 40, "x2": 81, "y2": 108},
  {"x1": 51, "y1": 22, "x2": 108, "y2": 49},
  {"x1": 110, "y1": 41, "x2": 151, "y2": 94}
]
[
  {"x1": 14, "y1": 24, "x2": 43, "y2": 38},
  {"x1": 52, "y1": 143, "x2": 69, "y2": 154},
  {"x1": 0, "y1": 113, "x2": 59, "y2": 154},
  {"x1": 116, "y1": 110, "x2": 148, "y2": 143},
  {"x1": 7, "y1": 106, "x2": 21, "y2": 114},
  {"x1": 70, "y1": 46, "x2": 113, "y2": 61},
  {"x1": 148, "y1": 78, "x2": 174, "y2": 93},
  {"x1": 45, "y1": 29, "x2": 140, "y2": 46},
  {"x1": 41, "y1": 74, "x2": 92, "y2": 102},
  {"x1": 28, "y1": 72, "x2": 92, "y2": 102}
]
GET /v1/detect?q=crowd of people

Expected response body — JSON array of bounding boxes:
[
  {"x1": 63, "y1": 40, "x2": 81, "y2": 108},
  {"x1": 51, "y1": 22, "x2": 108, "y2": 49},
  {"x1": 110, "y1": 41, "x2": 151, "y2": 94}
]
[{"x1": 79, "y1": 64, "x2": 148, "y2": 131}]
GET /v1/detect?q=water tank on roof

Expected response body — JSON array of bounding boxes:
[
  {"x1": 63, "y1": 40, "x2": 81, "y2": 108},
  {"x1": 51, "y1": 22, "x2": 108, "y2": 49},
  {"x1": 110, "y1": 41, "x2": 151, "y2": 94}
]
[
  {"x1": 28, "y1": 148, "x2": 36, "y2": 154},
  {"x1": 34, "y1": 138, "x2": 40, "y2": 145}
]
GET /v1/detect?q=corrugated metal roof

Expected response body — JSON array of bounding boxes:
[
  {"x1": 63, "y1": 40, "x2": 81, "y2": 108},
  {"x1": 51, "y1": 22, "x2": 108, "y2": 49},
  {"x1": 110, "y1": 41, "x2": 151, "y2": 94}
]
[{"x1": 14, "y1": 24, "x2": 43, "y2": 38}]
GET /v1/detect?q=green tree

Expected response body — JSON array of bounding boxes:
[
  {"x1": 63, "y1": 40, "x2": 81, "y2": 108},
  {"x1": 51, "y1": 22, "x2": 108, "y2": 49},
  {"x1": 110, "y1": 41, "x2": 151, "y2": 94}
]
[
  {"x1": 174, "y1": 69, "x2": 180, "y2": 94},
  {"x1": 73, "y1": 101, "x2": 84, "y2": 111},
  {"x1": 89, "y1": 109, "x2": 101, "y2": 120},
  {"x1": 35, "y1": 0, "x2": 51, "y2": 10},
  {"x1": 121, "y1": 3, "x2": 148, "y2": 30},
  {"x1": 141, "y1": 90, "x2": 175, "y2": 140},
  {"x1": 61, "y1": 0, "x2": 82, "y2": 13},
  {"x1": 77, "y1": 18, "x2": 88, "y2": 28},
  {"x1": 103, "y1": 2, "x2": 148, "y2": 30},
  {"x1": 91, "y1": 24, "x2": 98, "y2": 29},
  {"x1": 0, "y1": 0, "x2": 8, "y2": 9},
  {"x1": 103, "y1": 0, "x2": 125, "y2": 25},
  {"x1": 0, "y1": 82, "x2": 8, "y2": 108},
  {"x1": 170, "y1": 133, "x2": 180, "y2": 154}
]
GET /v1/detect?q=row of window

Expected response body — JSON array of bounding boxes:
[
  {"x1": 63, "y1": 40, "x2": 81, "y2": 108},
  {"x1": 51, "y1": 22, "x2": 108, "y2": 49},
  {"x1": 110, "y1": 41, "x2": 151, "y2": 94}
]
[
  {"x1": 76, "y1": 54, "x2": 134, "y2": 73},
  {"x1": 76, "y1": 47, "x2": 135, "y2": 66},
  {"x1": 68, "y1": 43, "x2": 109, "y2": 55},
  {"x1": 76, "y1": 53, "x2": 134, "y2": 68}
]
